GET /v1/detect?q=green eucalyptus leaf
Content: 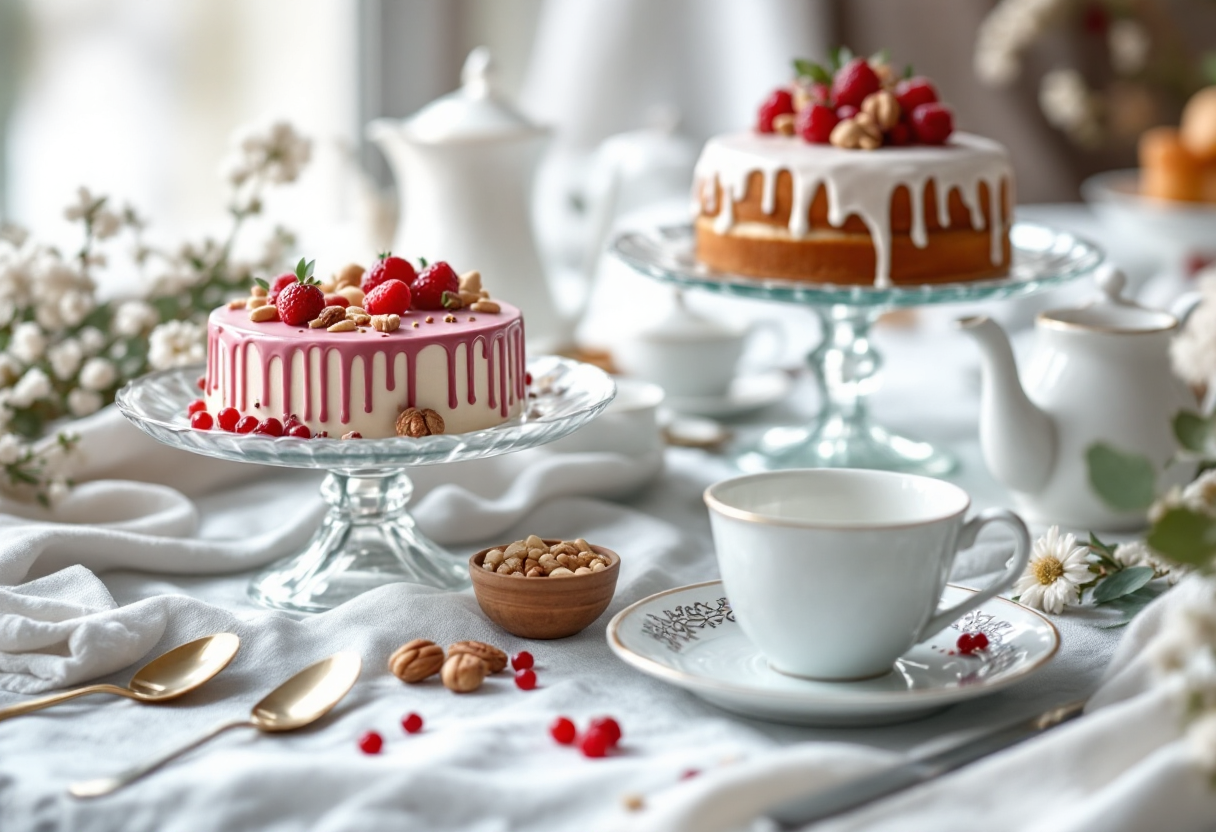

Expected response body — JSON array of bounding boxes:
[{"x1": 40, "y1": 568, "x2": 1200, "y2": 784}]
[
  {"x1": 1093, "y1": 566, "x2": 1155, "y2": 603},
  {"x1": 1146, "y1": 507, "x2": 1216, "y2": 568},
  {"x1": 1173, "y1": 410, "x2": 1211, "y2": 454},
  {"x1": 1087, "y1": 531, "x2": 1118, "y2": 561},
  {"x1": 793, "y1": 58, "x2": 832, "y2": 85},
  {"x1": 1086, "y1": 442, "x2": 1157, "y2": 511}
]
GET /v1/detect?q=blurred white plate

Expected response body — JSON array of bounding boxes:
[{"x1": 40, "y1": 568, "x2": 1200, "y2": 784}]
[
  {"x1": 663, "y1": 369, "x2": 793, "y2": 417},
  {"x1": 1082, "y1": 169, "x2": 1216, "y2": 264}
]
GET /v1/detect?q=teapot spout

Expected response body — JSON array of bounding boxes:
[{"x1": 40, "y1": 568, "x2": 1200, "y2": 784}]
[{"x1": 957, "y1": 315, "x2": 1056, "y2": 494}]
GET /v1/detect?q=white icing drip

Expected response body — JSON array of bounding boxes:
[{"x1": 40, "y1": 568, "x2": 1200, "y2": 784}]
[{"x1": 692, "y1": 132, "x2": 1013, "y2": 286}]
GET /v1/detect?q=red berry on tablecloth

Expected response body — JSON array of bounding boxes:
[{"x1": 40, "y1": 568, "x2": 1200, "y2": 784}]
[
  {"x1": 358, "y1": 731, "x2": 384, "y2": 754},
  {"x1": 278, "y1": 282, "x2": 325, "y2": 327},
  {"x1": 550, "y1": 716, "x2": 577, "y2": 745},
  {"x1": 402, "y1": 712, "x2": 424, "y2": 734},
  {"x1": 910, "y1": 103, "x2": 954, "y2": 145},
  {"x1": 410, "y1": 262, "x2": 461, "y2": 310},
  {"x1": 831, "y1": 57, "x2": 882, "y2": 109},
  {"x1": 235, "y1": 415, "x2": 258, "y2": 434},
  {"x1": 190, "y1": 411, "x2": 213, "y2": 430},
  {"x1": 324, "y1": 293, "x2": 350, "y2": 308},
  {"x1": 756, "y1": 88, "x2": 795, "y2": 133},
  {"x1": 363, "y1": 253, "x2": 417, "y2": 295},
  {"x1": 511, "y1": 651, "x2": 534, "y2": 671},
  {"x1": 254, "y1": 417, "x2": 283, "y2": 437},
  {"x1": 267, "y1": 272, "x2": 297, "y2": 304},
  {"x1": 588, "y1": 716, "x2": 621, "y2": 747},
  {"x1": 217, "y1": 407, "x2": 240, "y2": 432},
  {"x1": 580, "y1": 728, "x2": 610, "y2": 758},
  {"x1": 894, "y1": 77, "x2": 938, "y2": 116},
  {"x1": 797, "y1": 103, "x2": 839, "y2": 144},
  {"x1": 188, "y1": 399, "x2": 207, "y2": 416},
  {"x1": 364, "y1": 279, "x2": 412, "y2": 316},
  {"x1": 287, "y1": 424, "x2": 311, "y2": 439},
  {"x1": 514, "y1": 668, "x2": 537, "y2": 690}
]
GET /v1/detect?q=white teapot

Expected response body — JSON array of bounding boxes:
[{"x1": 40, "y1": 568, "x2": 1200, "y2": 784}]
[
  {"x1": 367, "y1": 49, "x2": 567, "y2": 351},
  {"x1": 958, "y1": 266, "x2": 1197, "y2": 531}
]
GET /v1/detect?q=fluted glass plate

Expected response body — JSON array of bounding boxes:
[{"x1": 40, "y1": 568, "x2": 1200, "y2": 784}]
[
  {"x1": 610, "y1": 221, "x2": 1103, "y2": 308},
  {"x1": 115, "y1": 356, "x2": 616, "y2": 470}
]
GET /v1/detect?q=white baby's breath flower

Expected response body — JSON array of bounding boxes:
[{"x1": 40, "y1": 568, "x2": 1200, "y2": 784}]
[
  {"x1": 147, "y1": 320, "x2": 205, "y2": 370},
  {"x1": 47, "y1": 339, "x2": 83, "y2": 381},
  {"x1": 0, "y1": 353, "x2": 21, "y2": 386},
  {"x1": 1114, "y1": 539, "x2": 1183, "y2": 584},
  {"x1": 9, "y1": 322, "x2": 46, "y2": 364},
  {"x1": 9, "y1": 367, "x2": 52, "y2": 407},
  {"x1": 77, "y1": 326, "x2": 106, "y2": 356},
  {"x1": 1108, "y1": 19, "x2": 1150, "y2": 76},
  {"x1": 58, "y1": 290, "x2": 94, "y2": 328},
  {"x1": 66, "y1": 387, "x2": 102, "y2": 418},
  {"x1": 1148, "y1": 591, "x2": 1216, "y2": 674},
  {"x1": 1014, "y1": 525, "x2": 1091, "y2": 614},
  {"x1": 91, "y1": 207, "x2": 122, "y2": 240},
  {"x1": 0, "y1": 433, "x2": 22, "y2": 466},
  {"x1": 64, "y1": 186, "x2": 100, "y2": 222},
  {"x1": 112, "y1": 300, "x2": 158, "y2": 337},
  {"x1": 79, "y1": 357, "x2": 117, "y2": 391},
  {"x1": 974, "y1": 0, "x2": 1071, "y2": 86},
  {"x1": 222, "y1": 120, "x2": 311, "y2": 189},
  {"x1": 45, "y1": 476, "x2": 70, "y2": 506},
  {"x1": 1039, "y1": 69, "x2": 1103, "y2": 147}
]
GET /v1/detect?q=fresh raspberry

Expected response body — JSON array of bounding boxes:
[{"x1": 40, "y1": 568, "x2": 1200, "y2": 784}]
[
  {"x1": 358, "y1": 731, "x2": 383, "y2": 754},
  {"x1": 190, "y1": 411, "x2": 213, "y2": 430},
  {"x1": 910, "y1": 103, "x2": 954, "y2": 145},
  {"x1": 588, "y1": 716, "x2": 621, "y2": 748},
  {"x1": 756, "y1": 88, "x2": 795, "y2": 133},
  {"x1": 835, "y1": 104, "x2": 859, "y2": 121},
  {"x1": 511, "y1": 651, "x2": 534, "y2": 671},
  {"x1": 278, "y1": 282, "x2": 325, "y2": 327},
  {"x1": 217, "y1": 407, "x2": 240, "y2": 431},
  {"x1": 894, "y1": 77, "x2": 938, "y2": 116},
  {"x1": 324, "y1": 293, "x2": 350, "y2": 308},
  {"x1": 580, "y1": 728, "x2": 609, "y2": 758},
  {"x1": 267, "y1": 273, "x2": 297, "y2": 304},
  {"x1": 796, "y1": 104, "x2": 839, "y2": 144},
  {"x1": 402, "y1": 712, "x2": 424, "y2": 734},
  {"x1": 831, "y1": 57, "x2": 882, "y2": 110},
  {"x1": 287, "y1": 424, "x2": 312, "y2": 439},
  {"x1": 253, "y1": 417, "x2": 283, "y2": 437},
  {"x1": 886, "y1": 121, "x2": 912, "y2": 146},
  {"x1": 364, "y1": 279, "x2": 411, "y2": 316},
  {"x1": 363, "y1": 253, "x2": 417, "y2": 295},
  {"x1": 514, "y1": 668, "x2": 537, "y2": 690},
  {"x1": 410, "y1": 261, "x2": 460, "y2": 310},
  {"x1": 550, "y1": 716, "x2": 577, "y2": 745},
  {"x1": 187, "y1": 399, "x2": 207, "y2": 416},
  {"x1": 235, "y1": 415, "x2": 258, "y2": 434}
]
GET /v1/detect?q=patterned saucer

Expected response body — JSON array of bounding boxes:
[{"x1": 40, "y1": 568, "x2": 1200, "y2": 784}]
[{"x1": 607, "y1": 581, "x2": 1059, "y2": 726}]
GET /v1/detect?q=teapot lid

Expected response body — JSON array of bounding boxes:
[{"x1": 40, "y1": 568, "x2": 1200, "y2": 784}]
[
  {"x1": 403, "y1": 47, "x2": 546, "y2": 143},
  {"x1": 1039, "y1": 265, "x2": 1177, "y2": 333}
]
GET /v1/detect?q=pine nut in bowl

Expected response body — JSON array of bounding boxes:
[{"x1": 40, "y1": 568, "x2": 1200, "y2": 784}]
[{"x1": 468, "y1": 536, "x2": 621, "y2": 639}]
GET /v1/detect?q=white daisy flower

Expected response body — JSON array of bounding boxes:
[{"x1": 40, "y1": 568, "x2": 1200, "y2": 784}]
[{"x1": 1014, "y1": 525, "x2": 1091, "y2": 614}]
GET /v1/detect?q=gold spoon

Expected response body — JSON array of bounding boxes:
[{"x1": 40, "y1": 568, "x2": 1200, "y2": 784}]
[
  {"x1": 69, "y1": 652, "x2": 362, "y2": 799},
  {"x1": 0, "y1": 633, "x2": 240, "y2": 722}
]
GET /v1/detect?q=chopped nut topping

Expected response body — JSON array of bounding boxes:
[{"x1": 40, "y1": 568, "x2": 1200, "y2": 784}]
[
  {"x1": 249, "y1": 305, "x2": 278, "y2": 323},
  {"x1": 470, "y1": 300, "x2": 500, "y2": 314},
  {"x1": 396, "y1": 407, "x2": 445, "y2": 437},
  {"x1": 327, "y1": 319, "x2": 357, "y2": 332},
  {"x1": 310, "y1": 306, "x2": 346, "y2": 328}
]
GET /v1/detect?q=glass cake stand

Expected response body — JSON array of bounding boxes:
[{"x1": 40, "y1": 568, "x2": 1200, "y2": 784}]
[
  {"x1": 115, "y1": 356, "x2": 616, "y2": 613},
  {"x1": 610, "y1": 221, "x2": 1102, "y2": 475}
]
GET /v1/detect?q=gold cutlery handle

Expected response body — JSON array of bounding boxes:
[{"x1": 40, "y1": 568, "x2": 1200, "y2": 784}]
[
  {"x1": 69, "y1": 718, "x2": 253, "y2": 799},
  {"x1": 0, "y1": 683, "x2": 132, "y2": 722}
]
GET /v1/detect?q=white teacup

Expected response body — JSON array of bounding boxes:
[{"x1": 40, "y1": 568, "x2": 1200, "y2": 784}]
[
  {"x1": 547, "y1": 378, "x2": 664, "y2": 458},
  {"x1": 704, "y1": 469, "x2": 1031, "y2": 681}
]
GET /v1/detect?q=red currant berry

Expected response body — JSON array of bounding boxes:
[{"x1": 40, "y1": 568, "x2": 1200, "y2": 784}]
[
  {"x1": 514, "y1": 668, "x2": 537, "y2": 690},
  {"x1": 323, "y1": 293, "x2": 350, "y2": 308},
  {"x1": 524, "y1": 372, "x2": 533, "y2": 386},
  {"x1": 831, "y1": 57, "x2": 882, "y2": 110},
  {"x1": 402, "y1": 712, "x2": 424, "y2": 734},
  {"x1": 217, "y1": 407, "x2": 241, "y2": 431},
  {"x1": 253, "y1": 417, "x2": 283, "y2": 437},
  {"x1": 358, "y1": 731, "x2": 383, "y2": 754},
  {"x1": 956, "y1": 633, "x2": 976, "y2": 654},
  {"x1": 267, "y1": 272, "x2": 297, "y2": 304},
  {"x1": 894, "y1": 77, "x2": 939, "y2": 116},
  {"x1": 909, "y1": 103, "x2": 954, "y2": 145},
  {"x1": 588, "y1": 716, "x2": 621, "y2": 747},
  {"x1": 287, "y1": 424, "x2": 312, "y2": 439},
  {"x1": 363, "y1": 254, "x2": 418, "y2": 295},
  {"x1": 756, "y1": 88, "x2": 795, "y2": 133},
  {"x1": 972, "y1": 632, "x2": 989, "y2": 650},
  {"x1": 835, "y1": 104, "x2": 859, "y2": 121},
  {"x1": 364, "y1": 278, "x2": 412, "y2": 316},
  {"x1": 796, "y1": 103, "x2": 839, "y2": 144},
  {"x1": 549, "y1": 716, "x2": 577, "y2": 745},
  {"x1": 235, "y1": 415, "x2": 259, "y2": 434},
  {"x1": 580, "y1": 728, "x2": 610, "y2": 758},
  {"x1": 511, "y1": 651, "x2": 534, "y2": 671},
  {"x1": 190, "y1": 411, "x2": 213, "y2": 430},
  {"x1": 187, "y1": 399, "x2": 207, "y2": 416},
  {"x1": 196, "y1": 375, "x2": 206, "y2": 391}
]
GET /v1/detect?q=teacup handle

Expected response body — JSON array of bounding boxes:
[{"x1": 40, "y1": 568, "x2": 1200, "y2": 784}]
[{"x1": 915, "y1": 508, "x2": 1031, "y2": 642}]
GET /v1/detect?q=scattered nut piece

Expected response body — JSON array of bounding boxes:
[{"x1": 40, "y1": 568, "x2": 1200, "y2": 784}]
[
  {"x1": 458, "y1": 290, "x2": 481, "y2": 306},
  {"x1": 444, "y1": 314, "x2": 457, "y2": 323},
  {"x1": 396, "y1": 407, "x2": 445, "y2": 437},
  {"x1": 591, "y1": 561, "x2": 606, "y2": 572},
  {"x1": 346, "y1": 306, "x2": 367, "y2": 317},
  {"x1": 441, "y1": 653, "x2": 485, "y2": 693},
  {"x1": 251, "y1": 285, "x2": 268, "y2": 298},
  {"x1": 227, "y1": 298, "x2": 247, "y2": 310},
  {"x1": 574, "y1": 566, "x2": 592, "y2": 576},
  {"x1": 371, "y1": 313, "x2": 400, "y2": 333},
  {"x1": 526, "y1": 567, "x2": 544, "y2": 577},
  {"x1": 388, "y1": 639, "x2": 445, "y2": 683},
  {"x1": 622, "y1": 793, "x2": 645, "y2": 812},
  {"x1": 548, "y1": 567, "x2": 575, "y2": 578},
  {"x1": 249, "y1": 305, "x2": 278, "y2": 323},
  {"x1": 459, "y1": 270, "x2": 482, "y2": 294},
  {"x1": 470, "y1": 300, "x2": 500, "y2": 314},
  {"x1": 861, "y1": 90, "x2": 901, "y2": 131},
  {"x1": 327, "y1": 319, "x2": 357, "y2": 332},
  {"x1": 448, "y1": 641, "x2": 507, "y2": 674},
  {"x1": 425, "y1": 316, "x2": 434, "y2": 323},
  {"x1": 773, "y1": 112, "x2": 796, "y2": 135},
  {"x1": 310, "y1": 306, "x2": 346, "y2": 328},
  {"x1": 247, "y1": 296, "x2": 268, "y2": 309},
  {"x1": 335, "y1": 263, "x2": 365, "y2": 289},
  {"x1": 350, "y1": 314, "x2": 371, "y2": 327},
  {"x1": 338, "y1": 285, "x2": 365, "y2": 306},
  {"x1": 575, "y1": 538, "x2": 591, "y2": 553}
]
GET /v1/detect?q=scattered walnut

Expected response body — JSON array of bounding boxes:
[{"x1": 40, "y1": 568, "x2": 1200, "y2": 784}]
[
  {"x1": 327, "y1": 319, "x2": 357, "y2": 332},
  {"x1": 371, "y1": 313, "x2": 400, "y2": 332},
  {"x1": 861, "y1": 90, "x2": 900, "y2": 131},
  {"x1": 830, "y1": 117, "x2": 882, "y2": 151},
  {"x1": 441, "y1": 652, "x2": 485, "y2": 693},
  {"x1": 470, "y1": 300, "x2": 500, "y2": 314},
  {"x1": 249, "y1": 305, "x2": 278, "y2": 323},
  {"x1": 388, "y1": 639, "x2": 445, "y2": 683},
  {"x1": 310, "y1": 306, "x2": 346, "y2": 328},
  {"x1": 396, "y1": 407, "x2": 445, "y2": 437},
  {"x1": 448, "y1": 641, "x2": 507, "y2": 674}
]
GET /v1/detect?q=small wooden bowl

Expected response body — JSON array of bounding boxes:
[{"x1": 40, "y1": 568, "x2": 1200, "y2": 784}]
[{"x1": 468, "y1": 541, "x2": 621, "y2": 639}]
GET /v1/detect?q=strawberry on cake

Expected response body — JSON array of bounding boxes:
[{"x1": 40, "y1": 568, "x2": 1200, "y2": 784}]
[
  {"x1": 693, "y1": 49, "x2": 1014, "y2": 288},
  {"x1": 193, "y1": 254, "x2": 526, "y2": 439}
]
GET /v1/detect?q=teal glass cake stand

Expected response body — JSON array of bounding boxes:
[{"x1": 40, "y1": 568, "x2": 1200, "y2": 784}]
[
  {"x1": 115, "y1": 356, "x2": 615, "y2": 613},
  {"x1": 610, "y1": 221, "x2": 1102, "y2": 475}
]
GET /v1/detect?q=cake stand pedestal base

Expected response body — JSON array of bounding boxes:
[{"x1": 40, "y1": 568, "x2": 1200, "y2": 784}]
[{"x1": 248, "y1": 470, "x2": 469, "y2": 613}]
